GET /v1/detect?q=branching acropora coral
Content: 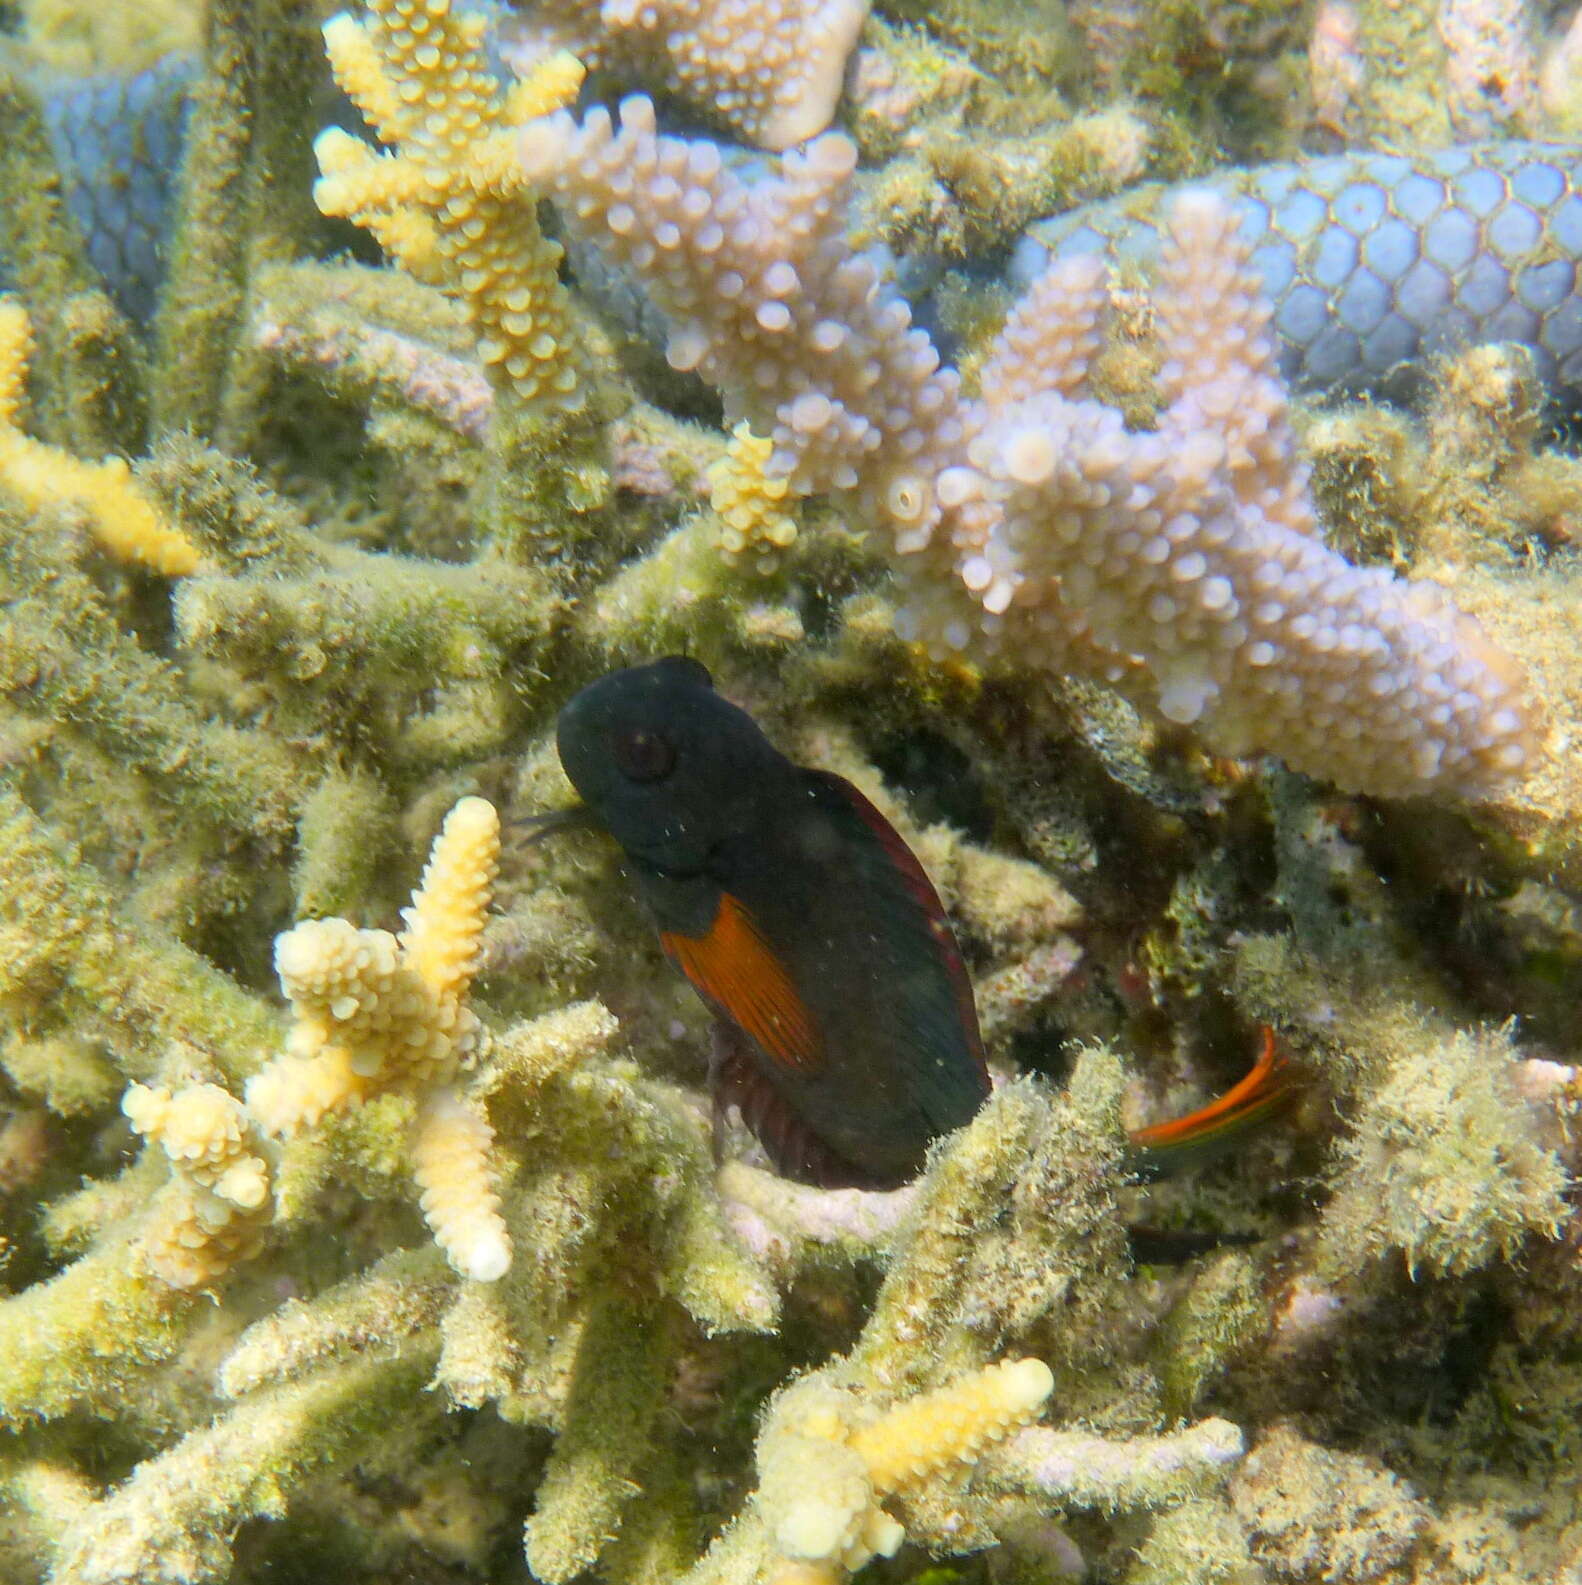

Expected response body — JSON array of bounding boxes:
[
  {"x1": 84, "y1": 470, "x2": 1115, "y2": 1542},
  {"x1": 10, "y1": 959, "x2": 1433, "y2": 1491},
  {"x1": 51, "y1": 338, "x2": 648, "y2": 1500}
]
[
  {"x1": 9, "y1": 0, "x2": 1582, "y2": 1575},
  {"x1": 248, "y1": 795, "x2": 511, "y2": 1281},
  {"x1": 0, "y1": 296, "x2": 203, "y2": 575},
  {"x1": 250, "y1": 261, "x2": 494, "y2": 442},
  {"x1": 504, "y1": 0, "x2": 870, "y2": 150},
  {"x1": 668, "y1": 1054, "x2": 1255, "y2": 1581},
  {"x1": 758, "y1": 1358, "x2": 1054, "y2": 1580},
  {"x1": 949, "y1": 199, "x2": 1537, "y2": 795},
  {"x1": 708, "y1": 420, "x2": 800, "y2": 566},
  {"x1": 518, "y1": 103, "x2": 1537, "y2": 799},
  {"x1": 313, "y1": 0, "x2": 586, "y2": 411},
  {"x1": 121, "y1": 1081, "x2": 273, "y2": 1289}
]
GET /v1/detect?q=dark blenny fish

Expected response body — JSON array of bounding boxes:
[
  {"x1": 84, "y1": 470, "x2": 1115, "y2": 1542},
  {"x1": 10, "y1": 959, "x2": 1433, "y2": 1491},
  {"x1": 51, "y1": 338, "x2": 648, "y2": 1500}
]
[
  {"x1": 554, "y1": 656, "x2": 988, "y2": 1188},
  {"x1": 549, "y1": 658, "x2": 1292, "y2": 1190}
]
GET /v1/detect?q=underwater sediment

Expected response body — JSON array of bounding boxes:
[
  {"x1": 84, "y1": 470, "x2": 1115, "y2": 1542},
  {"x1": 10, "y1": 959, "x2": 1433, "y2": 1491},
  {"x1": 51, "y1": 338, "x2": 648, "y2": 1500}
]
[{"x1": 4, "y1": 0, "x2": 1582, "y2": 1581}]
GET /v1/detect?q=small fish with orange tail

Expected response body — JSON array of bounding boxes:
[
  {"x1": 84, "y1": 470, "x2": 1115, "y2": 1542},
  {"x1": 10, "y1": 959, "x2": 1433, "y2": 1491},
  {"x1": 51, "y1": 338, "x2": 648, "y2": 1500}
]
[{"x1": 535, "y1": 658, "x2": 1292, "y2": 1189}]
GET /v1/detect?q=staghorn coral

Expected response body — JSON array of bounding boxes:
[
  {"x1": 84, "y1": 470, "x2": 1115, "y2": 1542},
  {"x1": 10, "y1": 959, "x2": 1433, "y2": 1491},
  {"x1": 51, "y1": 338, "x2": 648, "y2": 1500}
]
[
  {"x1": 121, "y1": 1081, "x2": 273, "y2": 1289},
  {"x1": 756, "y1": 1356, "x2": 1055, "y2": 1579},
  {"x1": 248, "y1": 795, "x2": 510, "y2": 1281},
  {"x1": 308, "y1": 0, "x2": 627, "y2": 571},
  {"x1": 0, "y1": 783, "x2": 783, "y2": 1580},
  {"x1": 9, "y1": 0, "x2": 1582, "y2": 1580},
  {"x1": 0, "y1": 296, "x2": 204, "y2": 576},
  {"x1": 313, "y1": 0, "x2": 586, "y2": 413},
  {"x1": 519, "y1": 101, "x2": 1536, "y2": 799},
  {"x1": 503, "y1": 0, "x2": 869, "y2": 151},
  {"x1": 651, "y1": 1053, "x2": 1264, "y2": 1585}
]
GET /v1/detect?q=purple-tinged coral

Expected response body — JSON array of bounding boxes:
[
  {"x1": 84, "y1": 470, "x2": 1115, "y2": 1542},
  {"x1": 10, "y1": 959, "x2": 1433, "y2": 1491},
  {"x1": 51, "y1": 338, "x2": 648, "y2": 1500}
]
[
  {"x1": 252, "y1": 308, "x2": 493, "y2": 443},
  {"x1": 519, "y1": 101, "x2": 1537, "y2": 799},
  {"x1": 502, "y1": 0, "x2": 868, "y2": 151},
  {"x1": 520, "y1": 98, "x2": 964, "y2": 543}
]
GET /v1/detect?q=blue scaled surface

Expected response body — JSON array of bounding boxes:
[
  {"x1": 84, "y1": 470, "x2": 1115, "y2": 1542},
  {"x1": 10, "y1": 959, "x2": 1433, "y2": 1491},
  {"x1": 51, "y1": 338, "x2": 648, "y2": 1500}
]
[
  {"x1": 1015, "y1": 143, "x2": 1582, "y2": 395},
  {"x1": 0, "y1": 56, "x2": 195, "y2": 325}
]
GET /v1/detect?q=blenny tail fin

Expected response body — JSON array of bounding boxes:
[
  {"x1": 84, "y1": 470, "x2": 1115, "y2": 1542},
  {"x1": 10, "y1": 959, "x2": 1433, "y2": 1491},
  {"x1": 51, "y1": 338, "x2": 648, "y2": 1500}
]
[{"x1": 1126, "y1": 1027, "x2": 1296, "y2": 1181}]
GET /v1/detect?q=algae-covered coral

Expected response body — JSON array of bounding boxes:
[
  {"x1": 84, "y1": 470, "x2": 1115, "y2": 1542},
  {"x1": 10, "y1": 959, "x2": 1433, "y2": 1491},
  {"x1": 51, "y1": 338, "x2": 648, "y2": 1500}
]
[{"x1": 5, "y1": 0, "x2": 1582, "y2": 1580}]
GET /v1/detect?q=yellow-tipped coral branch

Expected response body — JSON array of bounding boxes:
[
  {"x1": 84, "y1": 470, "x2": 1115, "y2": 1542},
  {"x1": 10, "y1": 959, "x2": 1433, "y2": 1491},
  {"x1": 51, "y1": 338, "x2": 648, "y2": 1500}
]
[
  {"x1": 122, "y1": 1081, "x2": 274, "y2": 1289},
  {"x1": 760, "y1": 1358, "x2": 1055, "y2": 1580},
  {"x1": 246, "y1": 795, "x2": 510, "y2": 1281},
  {"x1": 0, "y1": 297, "x2": 205, "y2": 576},
  {"x1": 313, "y1": 1, "x2": 586, "y2": 412}
]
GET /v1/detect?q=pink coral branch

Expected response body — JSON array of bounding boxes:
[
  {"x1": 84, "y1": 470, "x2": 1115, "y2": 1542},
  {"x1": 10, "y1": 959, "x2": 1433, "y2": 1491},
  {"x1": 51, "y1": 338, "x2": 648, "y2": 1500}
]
[
  {"x1": 254, "y1": 311, "x2": 495, "y2": 441},
  {"x1": 518, "y1": 100, "x2": 1537, "y2": 799}
]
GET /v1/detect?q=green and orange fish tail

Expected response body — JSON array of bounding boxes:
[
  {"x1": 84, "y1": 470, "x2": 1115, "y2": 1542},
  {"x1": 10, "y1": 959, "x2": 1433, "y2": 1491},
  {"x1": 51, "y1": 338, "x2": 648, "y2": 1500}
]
[{"x1": 1126, "y1": 1027, "x2": 1296, "y2": 1181}]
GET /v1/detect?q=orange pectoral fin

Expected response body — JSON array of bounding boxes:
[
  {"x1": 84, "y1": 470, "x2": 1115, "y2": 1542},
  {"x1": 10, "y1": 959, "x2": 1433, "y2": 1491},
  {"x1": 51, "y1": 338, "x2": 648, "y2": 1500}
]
[
  {"x1": 661, "y1": 892, "x2": 822, "y2": 1073},
  {"x1": 1127, "y1": 1027, "x2": 1296, "y2": 1179}
]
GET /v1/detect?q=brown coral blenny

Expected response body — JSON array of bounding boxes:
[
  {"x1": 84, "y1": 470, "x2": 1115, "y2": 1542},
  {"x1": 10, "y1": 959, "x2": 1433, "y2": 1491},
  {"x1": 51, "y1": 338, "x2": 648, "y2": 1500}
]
[{"x1": 544, "y1": 659, "x2": 1293, "y2": 1189}]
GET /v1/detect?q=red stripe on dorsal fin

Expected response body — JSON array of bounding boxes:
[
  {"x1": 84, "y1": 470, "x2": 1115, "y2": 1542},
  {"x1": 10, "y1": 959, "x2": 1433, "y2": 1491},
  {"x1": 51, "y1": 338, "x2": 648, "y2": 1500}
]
[
  {"x1": 661, "y1": 891, "x2": 823, "y2": 1073},
  {"x1": 808, "y1": 771, "x2": 988, "y2": 1086}
]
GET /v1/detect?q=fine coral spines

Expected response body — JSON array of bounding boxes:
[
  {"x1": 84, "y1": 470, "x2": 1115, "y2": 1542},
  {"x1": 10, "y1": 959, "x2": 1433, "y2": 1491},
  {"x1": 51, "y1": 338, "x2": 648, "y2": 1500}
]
[
  {"x1": 321, "y1": 12, "x2": 409, "y2": 145},
  {"x1": 1154, "y1": 190, "x2": 1294, "y2": 488},
  {"x1": 270, "y1": 917, "x2": 461, "y2": 1090},
  {"x1": 243, "y1": 1045, "x2": 373, "y2": 1138},
  {"x1": 709, "y1": 420, "x2": 799, "y2": 564},
  {"x1": 122, "y1": 1083, "x2": 271, "y2": 1209},
  {"x1": 977, "y1": 253, "x2": 1109, "y2": 414}
]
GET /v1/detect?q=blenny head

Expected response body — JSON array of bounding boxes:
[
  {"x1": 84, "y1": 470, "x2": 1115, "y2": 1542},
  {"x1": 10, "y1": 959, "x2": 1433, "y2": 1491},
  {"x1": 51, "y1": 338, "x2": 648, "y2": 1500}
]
[{"x1": 554, "y1": 656, "x2": 787, "y2": 874}]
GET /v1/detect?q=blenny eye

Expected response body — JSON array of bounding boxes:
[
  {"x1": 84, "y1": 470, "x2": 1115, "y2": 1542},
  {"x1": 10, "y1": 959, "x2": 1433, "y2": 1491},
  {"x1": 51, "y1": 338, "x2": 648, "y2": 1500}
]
[{"x1": 612, "y1": 726, "x2": 676, "y2": 783}]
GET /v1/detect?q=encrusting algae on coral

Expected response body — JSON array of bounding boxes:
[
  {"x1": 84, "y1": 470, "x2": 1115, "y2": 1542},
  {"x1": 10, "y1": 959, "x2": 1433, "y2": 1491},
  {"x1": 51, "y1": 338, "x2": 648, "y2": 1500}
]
[
  {"x1": 8, "y1": 0, "x2": 1582, "y2": 1580},
  {"x1": 0, "y1": 296, "x2": 204, "y2": 576}
]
